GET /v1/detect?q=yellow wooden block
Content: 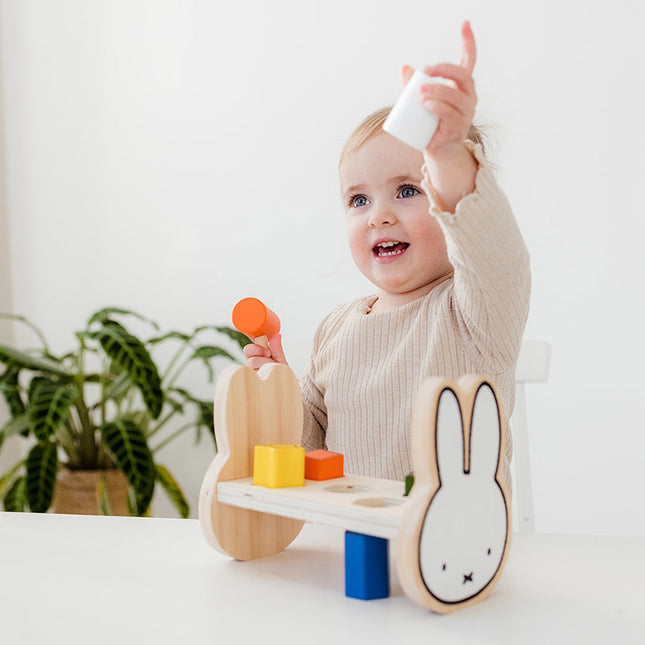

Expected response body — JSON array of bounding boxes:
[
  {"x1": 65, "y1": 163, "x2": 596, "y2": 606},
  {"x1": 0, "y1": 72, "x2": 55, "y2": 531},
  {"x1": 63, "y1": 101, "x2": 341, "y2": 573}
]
[{"x1": 253, "y1": 444, "x2": 305, "y2": 488}]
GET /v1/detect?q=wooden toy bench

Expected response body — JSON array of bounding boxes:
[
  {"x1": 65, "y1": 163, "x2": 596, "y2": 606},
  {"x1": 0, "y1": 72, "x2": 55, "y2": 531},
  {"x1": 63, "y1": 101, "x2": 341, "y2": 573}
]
[{"x1": 199, "y1": 363, "x2": 511, "y2": 614}]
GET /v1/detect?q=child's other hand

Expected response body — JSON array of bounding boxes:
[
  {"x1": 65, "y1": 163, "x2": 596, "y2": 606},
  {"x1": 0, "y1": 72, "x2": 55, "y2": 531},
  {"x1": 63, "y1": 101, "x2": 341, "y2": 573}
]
[
  {"x1": 242, "y1": 333, "x2": 288, "y2": 371},
  {"x1": 401, "y1": 20, "x2": 477, "y2": 162}
]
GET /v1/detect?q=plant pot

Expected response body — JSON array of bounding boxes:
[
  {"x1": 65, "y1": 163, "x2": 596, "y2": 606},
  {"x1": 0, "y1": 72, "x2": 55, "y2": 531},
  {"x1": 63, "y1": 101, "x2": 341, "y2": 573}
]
[{"x1": 53, "y1": 468, "x2": 129, "y2": 516}]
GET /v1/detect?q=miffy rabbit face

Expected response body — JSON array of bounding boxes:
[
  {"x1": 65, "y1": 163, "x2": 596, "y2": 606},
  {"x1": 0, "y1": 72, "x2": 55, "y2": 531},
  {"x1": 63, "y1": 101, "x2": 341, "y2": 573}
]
[
  {"x1": 420, "y1": 478, "x2": 507, "y2": 602},
  {"x1": 418, "y1": 383, "x2": 509, "y2": 604}
]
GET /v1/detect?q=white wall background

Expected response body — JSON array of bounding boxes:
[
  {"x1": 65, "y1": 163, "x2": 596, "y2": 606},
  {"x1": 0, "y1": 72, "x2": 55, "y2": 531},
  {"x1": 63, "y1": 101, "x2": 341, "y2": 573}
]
[
  {"x1": 1, "y1": 0, "x2": 643, "y2": 535},
  {"x1": 0, "y1": 30, "x2": 19, "y2": 475}
]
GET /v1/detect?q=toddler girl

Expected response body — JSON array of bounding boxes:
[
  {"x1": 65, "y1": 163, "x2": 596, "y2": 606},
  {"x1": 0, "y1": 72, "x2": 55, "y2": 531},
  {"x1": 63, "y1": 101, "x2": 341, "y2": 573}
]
[{"x1": 244, "y1": 22, "x2": 530, "y2": 485}]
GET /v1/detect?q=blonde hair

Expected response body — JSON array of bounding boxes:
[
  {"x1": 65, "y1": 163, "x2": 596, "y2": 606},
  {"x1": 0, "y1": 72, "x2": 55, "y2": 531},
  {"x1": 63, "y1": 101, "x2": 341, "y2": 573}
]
[{"x1": 339, "y1": 105, "x2": 486, "y2": 167}]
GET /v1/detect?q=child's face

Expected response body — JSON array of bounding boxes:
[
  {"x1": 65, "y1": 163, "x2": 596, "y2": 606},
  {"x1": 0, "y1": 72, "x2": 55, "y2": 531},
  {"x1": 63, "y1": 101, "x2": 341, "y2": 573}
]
[{"x1": 340, "y1": 133, "x2": 453, "y2": 306}]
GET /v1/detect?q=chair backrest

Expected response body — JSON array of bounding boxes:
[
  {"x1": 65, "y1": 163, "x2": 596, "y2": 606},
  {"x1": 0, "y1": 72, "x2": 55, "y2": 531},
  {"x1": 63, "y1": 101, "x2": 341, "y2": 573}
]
[{"x1": 511, "y1": 340, "x2": 551, "y2": 533}]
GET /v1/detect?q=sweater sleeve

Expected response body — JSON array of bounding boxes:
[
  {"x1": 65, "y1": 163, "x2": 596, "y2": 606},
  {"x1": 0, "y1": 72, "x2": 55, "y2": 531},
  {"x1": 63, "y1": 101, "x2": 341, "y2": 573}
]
[
  {"x1": 421, "y1": 141, "x2": 531, "y2": 374},
  {"x1": 300, "y1": 322, "x2": 328, "y2": 451}
]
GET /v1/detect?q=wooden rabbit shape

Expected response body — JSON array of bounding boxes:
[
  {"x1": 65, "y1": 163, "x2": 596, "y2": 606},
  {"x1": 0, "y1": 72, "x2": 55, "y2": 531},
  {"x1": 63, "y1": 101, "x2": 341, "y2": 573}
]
[
  {"x1": 199, "y1": 363, "x2": 304, "y2": 560},
  {"x1": 397, "y1": 375, "x2": 512, "y2": 613}
]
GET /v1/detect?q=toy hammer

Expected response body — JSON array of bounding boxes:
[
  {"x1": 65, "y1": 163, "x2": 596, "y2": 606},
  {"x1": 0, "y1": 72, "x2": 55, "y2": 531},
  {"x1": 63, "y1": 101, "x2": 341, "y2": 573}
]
[{"x1": 232, "y1": 297, "x2": 281, "y2": 350}]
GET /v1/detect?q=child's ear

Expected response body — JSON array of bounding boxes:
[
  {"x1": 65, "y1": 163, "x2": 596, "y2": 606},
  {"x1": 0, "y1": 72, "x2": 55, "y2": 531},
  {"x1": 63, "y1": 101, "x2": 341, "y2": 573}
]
[{"x1": 401, "y1": 64, "x2": 414, "y2": 87}]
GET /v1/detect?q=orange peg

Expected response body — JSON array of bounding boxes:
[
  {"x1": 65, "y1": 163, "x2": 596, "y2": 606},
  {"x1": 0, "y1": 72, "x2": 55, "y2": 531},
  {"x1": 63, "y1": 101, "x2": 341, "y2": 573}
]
[{"x1": 232, "y1": 298, "x2": 281, "y2": 349}]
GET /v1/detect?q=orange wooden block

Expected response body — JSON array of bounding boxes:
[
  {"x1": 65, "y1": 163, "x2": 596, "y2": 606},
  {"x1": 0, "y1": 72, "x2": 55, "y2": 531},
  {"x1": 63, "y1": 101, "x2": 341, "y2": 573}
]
[{"x1": 305, "y1": 450, "x2": 344, "y2": 481}]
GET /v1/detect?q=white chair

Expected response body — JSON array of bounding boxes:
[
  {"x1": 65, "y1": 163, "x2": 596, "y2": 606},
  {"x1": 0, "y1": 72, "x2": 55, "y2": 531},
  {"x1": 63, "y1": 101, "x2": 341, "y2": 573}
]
[{"x1": 511, "y1": 340, "x2": 551, "y2": 533}]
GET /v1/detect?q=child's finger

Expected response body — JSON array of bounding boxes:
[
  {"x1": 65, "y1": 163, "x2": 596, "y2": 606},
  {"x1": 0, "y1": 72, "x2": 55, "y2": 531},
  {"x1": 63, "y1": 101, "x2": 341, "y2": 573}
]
[
  {"x1": 243, "y1": 342, "x2": 271, "y2": 360},
  {"x1": 246, "y1": 355, "x2": 274, "y2": 371},
  {"x1": 459, "y1": 20, "x2": 477, "y2": 74},
  {"x1": 268, "y1": 333, "x2": 288, "y2": 365},
  {"x1": 421, "y1": 97, "x2": 464, "y2": 125},
  {"x1": 401, "y1": 64, "x2": 415, "y2": 87},
  {"x1": 423, "y1": 63, "x2": 475, "y2": 95},
  {"x1": 420, "y1": 83, "x2": 473, "y2": 118}
]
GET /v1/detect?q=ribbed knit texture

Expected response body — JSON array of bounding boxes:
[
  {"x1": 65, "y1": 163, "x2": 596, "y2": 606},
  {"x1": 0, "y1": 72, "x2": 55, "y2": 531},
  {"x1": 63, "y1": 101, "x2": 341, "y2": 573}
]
[{"x1": 301, "y1": 142, "x2": 531, "y2": 487}]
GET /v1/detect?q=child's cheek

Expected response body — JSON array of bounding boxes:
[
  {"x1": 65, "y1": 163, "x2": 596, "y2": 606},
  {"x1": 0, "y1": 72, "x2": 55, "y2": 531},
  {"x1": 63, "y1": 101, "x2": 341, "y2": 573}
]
[
  {"x1": 346, "y1": 222, "x2": 371, "y2": 268},
  {"x1": 346, "y1": 220, "x2": 362, "y2": 253}
]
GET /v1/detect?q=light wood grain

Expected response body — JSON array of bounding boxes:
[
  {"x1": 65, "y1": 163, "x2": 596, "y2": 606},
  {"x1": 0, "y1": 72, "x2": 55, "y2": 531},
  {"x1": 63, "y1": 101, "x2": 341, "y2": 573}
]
[
  {"x1": 218, "y1": 474, "x2": 405, "y2": 538},
  {"x1": 198, "y1": 363, "x2": 304, "y2": 560},
  {"x1": 253, "y1": 334, "x2": 269, "y2": 349}
]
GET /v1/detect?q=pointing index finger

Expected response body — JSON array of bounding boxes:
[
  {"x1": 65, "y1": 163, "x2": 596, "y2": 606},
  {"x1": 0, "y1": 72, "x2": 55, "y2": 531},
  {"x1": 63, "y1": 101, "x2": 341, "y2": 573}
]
[{"x1": 459, "y1": 20, "x2": 476, "y2": 74}]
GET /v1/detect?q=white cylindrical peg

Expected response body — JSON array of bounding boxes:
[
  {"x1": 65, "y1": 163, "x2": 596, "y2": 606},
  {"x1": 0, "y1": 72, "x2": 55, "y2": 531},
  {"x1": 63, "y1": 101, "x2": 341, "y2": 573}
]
[{"x1": 383, "y1": 70, "x2": 450, "y2": 151}]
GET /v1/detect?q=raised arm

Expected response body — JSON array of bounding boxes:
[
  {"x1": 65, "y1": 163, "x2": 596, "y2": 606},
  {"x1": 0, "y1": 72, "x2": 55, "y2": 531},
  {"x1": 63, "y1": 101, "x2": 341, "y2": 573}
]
[
  {"x1": 406, "y1": 22, "x2": 530, "y2": 370},
  {"x1": 402, "y1": 20, "x2": 478, "y2": 212}
]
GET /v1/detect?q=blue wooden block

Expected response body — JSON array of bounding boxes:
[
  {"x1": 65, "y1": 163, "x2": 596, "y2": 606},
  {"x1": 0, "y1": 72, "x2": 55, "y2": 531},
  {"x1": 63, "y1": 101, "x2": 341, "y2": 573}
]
[{"x1": 344, "y1": 531, "x2": 389, "y2": 600}]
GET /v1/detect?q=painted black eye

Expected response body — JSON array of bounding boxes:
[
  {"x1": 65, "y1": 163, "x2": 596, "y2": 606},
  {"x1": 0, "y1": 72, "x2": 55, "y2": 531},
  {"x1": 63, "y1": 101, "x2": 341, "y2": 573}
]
[
  {"x1": 487, "y1": 548, "x2": 492, "y2": 556},
  {"x1": 442, "y1": 563, "x2": 447, "y2": 571}
]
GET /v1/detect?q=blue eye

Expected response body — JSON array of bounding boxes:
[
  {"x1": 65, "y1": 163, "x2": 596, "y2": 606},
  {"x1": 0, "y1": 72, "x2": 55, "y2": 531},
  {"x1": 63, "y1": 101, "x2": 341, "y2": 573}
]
[
  {"x1": 351, "y1": 195, "x2": 368, "y2": 208},
  {"x1": 399, "y1": 185, "x2": 419, "y2": 199}
]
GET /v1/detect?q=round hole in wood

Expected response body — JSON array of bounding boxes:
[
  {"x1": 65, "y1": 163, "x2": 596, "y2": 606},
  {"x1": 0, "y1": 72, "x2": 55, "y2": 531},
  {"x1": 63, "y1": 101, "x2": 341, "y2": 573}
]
[{"x1": 324, "y1": 484, "x2": 370, "y2": 494}]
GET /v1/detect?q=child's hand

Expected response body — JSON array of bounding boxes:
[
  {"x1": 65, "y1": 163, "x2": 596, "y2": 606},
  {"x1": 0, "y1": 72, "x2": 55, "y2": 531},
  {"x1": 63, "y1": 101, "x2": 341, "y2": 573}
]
[
  {"x1": 242, "y1": 333, "x2": 288, "y2": 371},
  {"x1": 401, "y1": 20, "x2": 477, "y2": 162}
]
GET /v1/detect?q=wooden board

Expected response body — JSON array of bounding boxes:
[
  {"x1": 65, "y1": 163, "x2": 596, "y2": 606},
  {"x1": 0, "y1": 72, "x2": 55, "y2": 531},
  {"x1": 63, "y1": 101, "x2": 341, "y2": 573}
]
[
  {"x1": 217, "y1": 474, "x2": 405, "y2": 539},
  {"x1": 198, "y1": 363, "x2": 305, "y2": 561}
]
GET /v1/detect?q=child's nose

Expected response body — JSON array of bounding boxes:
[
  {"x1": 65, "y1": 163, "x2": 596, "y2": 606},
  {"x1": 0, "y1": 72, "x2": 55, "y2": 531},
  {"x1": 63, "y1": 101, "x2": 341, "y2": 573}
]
[{"x1": 368, "y1": 206, "x2": 398, "y2": 228}]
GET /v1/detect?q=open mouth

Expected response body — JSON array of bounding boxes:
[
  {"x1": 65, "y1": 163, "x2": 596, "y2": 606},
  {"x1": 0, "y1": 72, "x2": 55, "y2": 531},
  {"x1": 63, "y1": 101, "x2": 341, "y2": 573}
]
[{"x1": 373, "y1": 240, "x2": 410, "y2": 258}]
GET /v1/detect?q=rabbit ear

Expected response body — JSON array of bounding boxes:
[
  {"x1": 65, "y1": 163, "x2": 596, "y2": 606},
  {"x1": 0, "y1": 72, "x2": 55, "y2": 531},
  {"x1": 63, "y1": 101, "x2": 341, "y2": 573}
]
[
  {"x1": 435, "y1": 387, "x2": 466, "y2": 484},
  {"x1": 469, "y1": 382, "x2": 502, "y2": 480}
]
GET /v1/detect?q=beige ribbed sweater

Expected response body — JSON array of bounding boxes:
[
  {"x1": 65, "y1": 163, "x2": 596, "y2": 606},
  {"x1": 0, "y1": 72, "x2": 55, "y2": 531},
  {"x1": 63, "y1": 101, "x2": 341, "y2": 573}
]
[{"x1": 301, "y1": 142, "x2": 531, "y2": 485}]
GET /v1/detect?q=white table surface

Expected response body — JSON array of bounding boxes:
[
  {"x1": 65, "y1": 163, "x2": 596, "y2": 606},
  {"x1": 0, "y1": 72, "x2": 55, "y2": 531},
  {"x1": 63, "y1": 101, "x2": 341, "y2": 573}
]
[{"x1": 1, "y1": 512, "x2": 643, "y2": 645}]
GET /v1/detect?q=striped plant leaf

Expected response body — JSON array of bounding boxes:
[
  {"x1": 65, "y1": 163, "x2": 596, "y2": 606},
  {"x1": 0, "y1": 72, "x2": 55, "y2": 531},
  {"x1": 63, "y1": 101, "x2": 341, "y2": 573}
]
[
  {"x1": 155, "y1": 464, "x2": 189, "y2": 518},
  {"x1": 4, "y1": 476, "x2": 27, "y2": 512},
  {"x1": 195, "y1": 400, "x2": 216, "y2": 448},
  {"x1": 169, "y1": 387, "x2": 215, "y2": 446},
  {"x1": 91, "y1": 321, "x2": 163, "y2": 419},
  {"x1": 0, "y1": 413, "x2": 29, "y2": 440},
  {"x1": 100, "y1": 419, "x2": 155, "y2": 516},
  {"x1": 191, "y1": 345, "x2": 238, "y2": 382},
  {"x1": 0, "y1": 344, "x2": 69, "y2": 377},
  {"x1": 96, "y1": 478, "x2": 112, "y2": 515},
  {"x1": 0, "y1": 367, "x2": 25, "y2": 417},
  {"x1": 125, "y1": 488, "x2": 152, "y2": 517},
  {"x1": 123, "y1": 410, "x2": 151, "y2": 434},
  {"x1": 198, "y1": 401, "x2": 214, "y2": 435},
  {"x1": 102, "y1": 367, "x2": 132, "y2": 405},
  {"x1": 87, "y1": 307, "x2": 159, "y2": 330},
  {"x1": 214, "y1": 325, "x2": 252, "y2": 351},
  {"x1": 25, "y1": 442, "x2": 59, "y2": 513},
  {"x1": 27, "y1": 375, "x2": 49, "y2": 400},
  {"x1": 27, "y1": 378, "x2": 77, "y2": 443},
  {"x1": 191, "y1": 345, "x2": 237, "y2": 362},
  {"x1": 147, "y1": 331, "x2": 190, "y2": 345},
  {"x1": 0, "y1": 459, "x2": 26, "y2": 498}
]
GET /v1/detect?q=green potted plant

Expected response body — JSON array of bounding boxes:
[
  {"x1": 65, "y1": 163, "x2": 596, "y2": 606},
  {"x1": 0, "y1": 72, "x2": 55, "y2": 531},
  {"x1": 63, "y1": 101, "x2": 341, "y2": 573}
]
[{"x1": 0, "y1": 307, "x2": 249, "y2": 517}]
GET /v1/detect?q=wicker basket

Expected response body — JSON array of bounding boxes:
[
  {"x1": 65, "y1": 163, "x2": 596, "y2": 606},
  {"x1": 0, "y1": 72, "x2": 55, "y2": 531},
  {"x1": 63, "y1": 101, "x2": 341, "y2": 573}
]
[{"x1": 53, "y1": 468, "x2": 129, "y2": 516}]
